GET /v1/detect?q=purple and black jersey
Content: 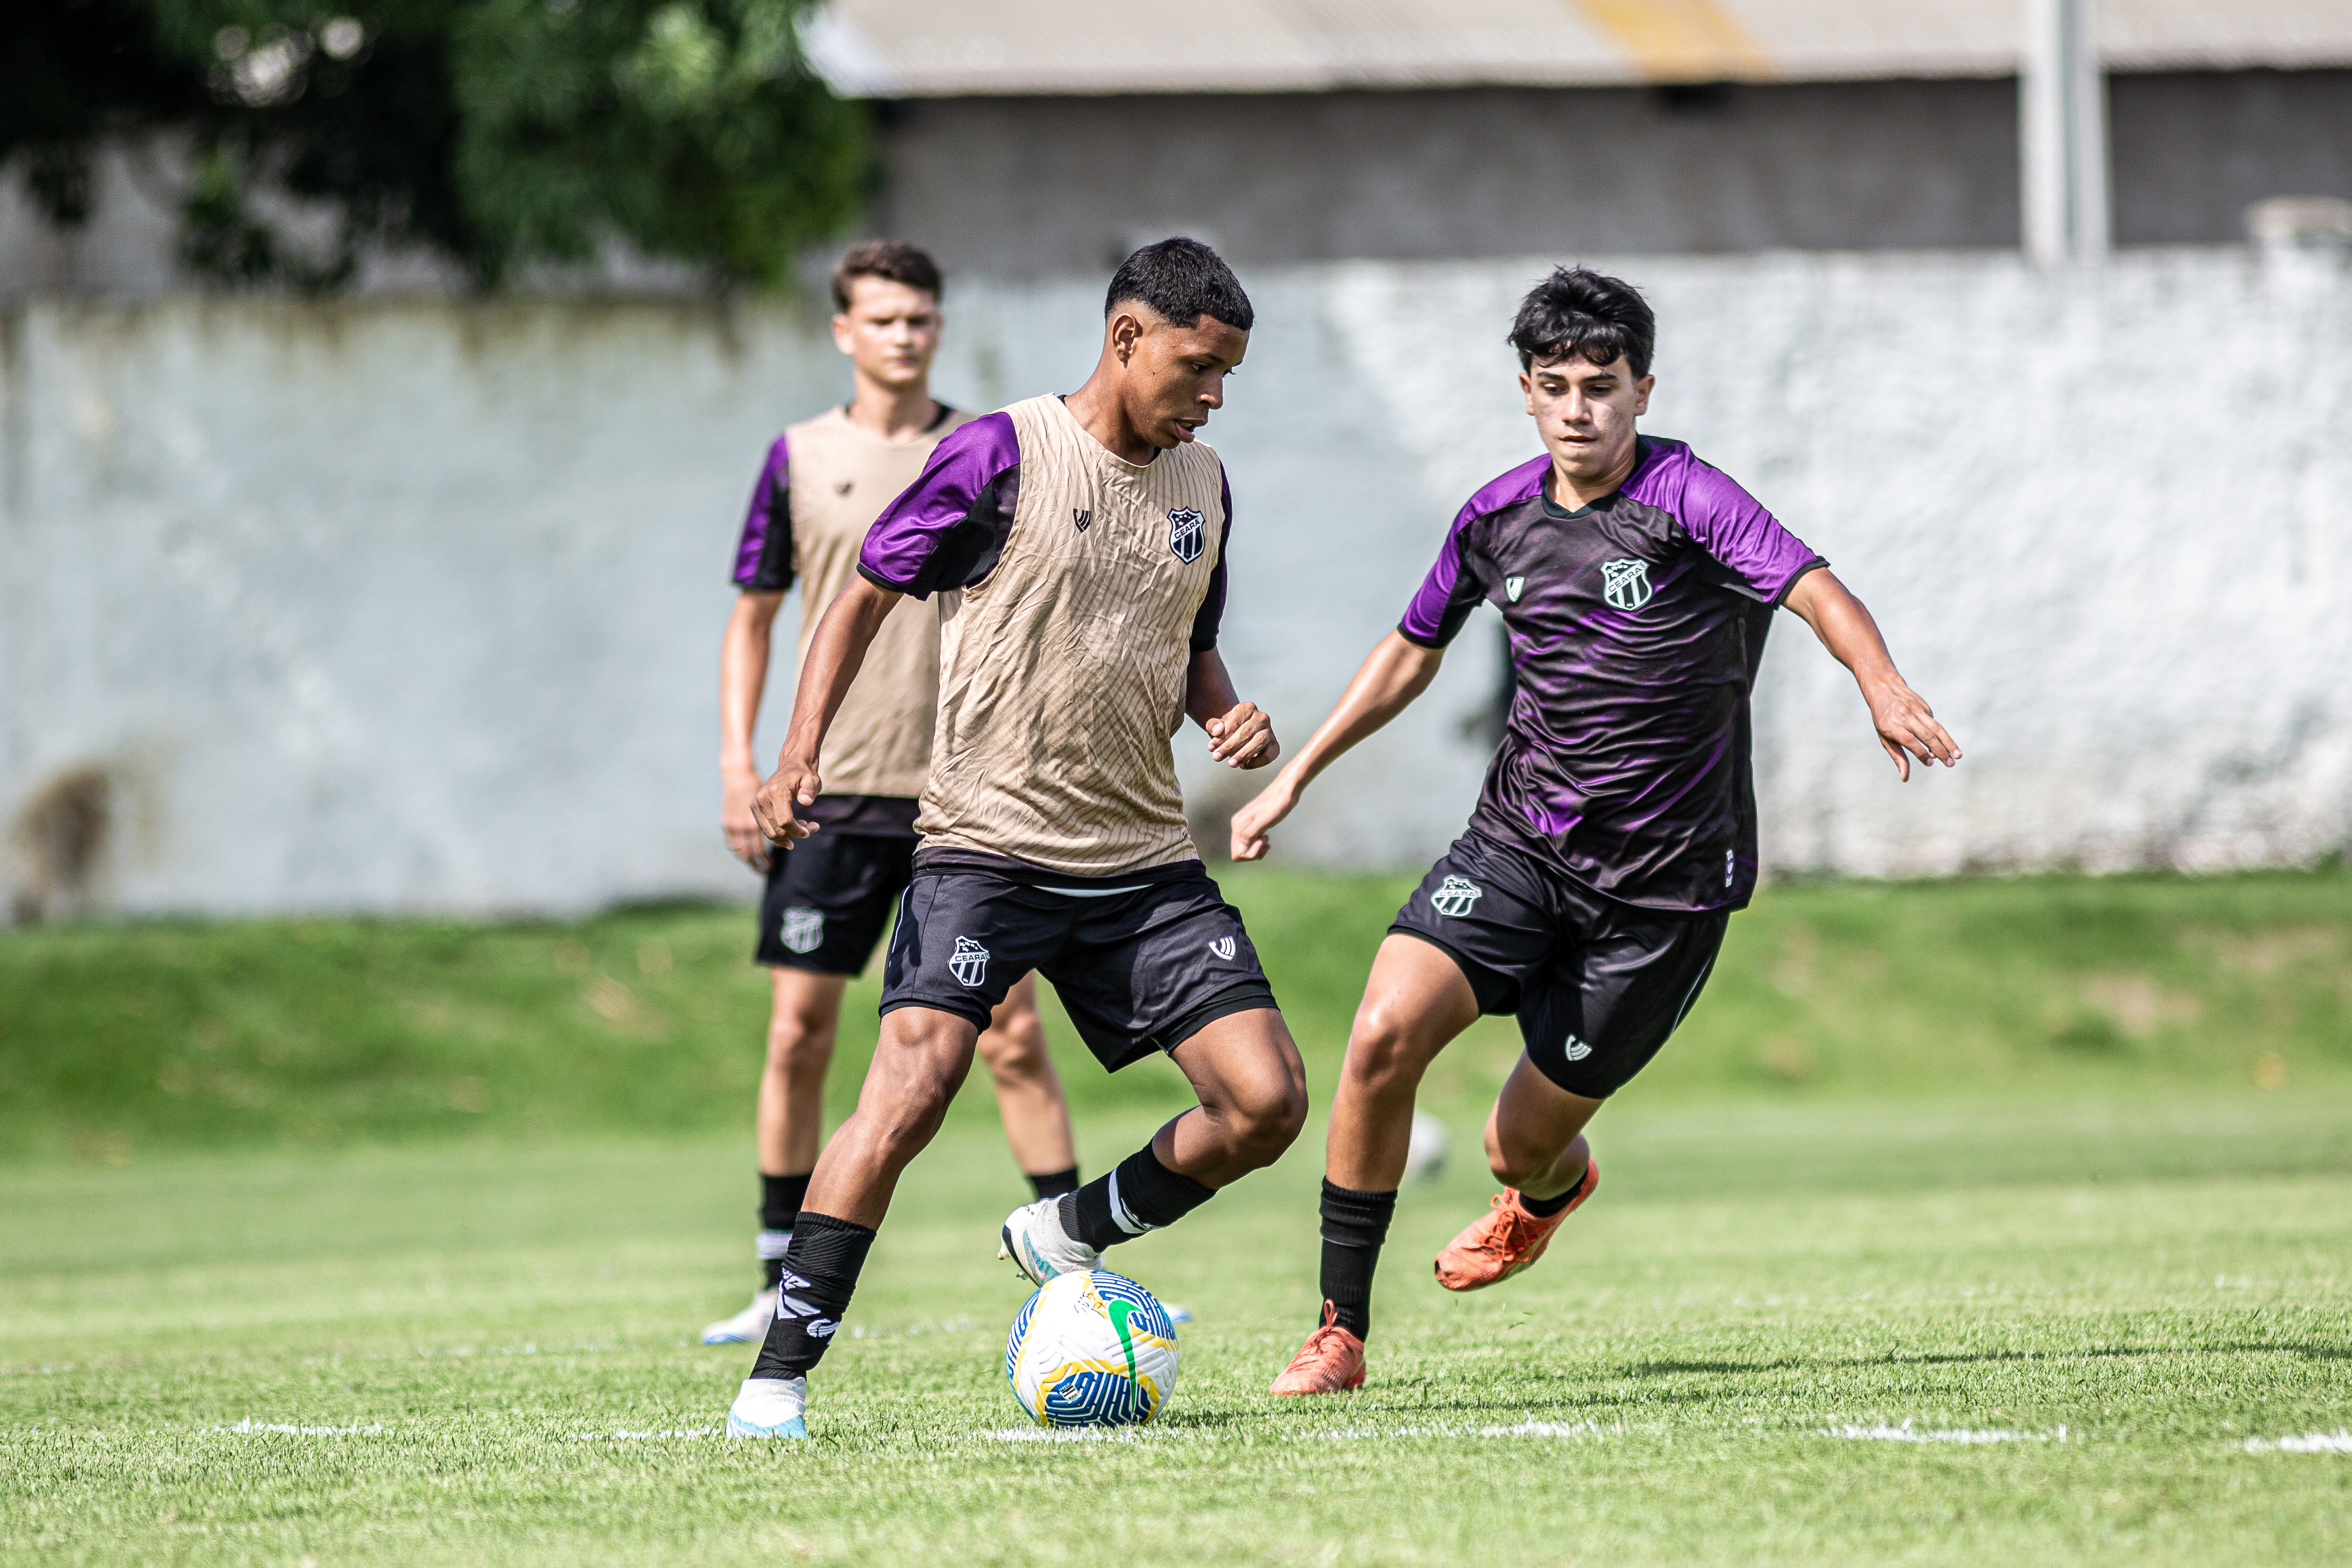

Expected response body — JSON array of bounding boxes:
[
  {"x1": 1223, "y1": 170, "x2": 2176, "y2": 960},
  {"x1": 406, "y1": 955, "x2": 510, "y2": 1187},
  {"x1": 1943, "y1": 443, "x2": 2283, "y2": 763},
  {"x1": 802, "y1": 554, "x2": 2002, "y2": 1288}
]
[
  {"x1": 858, "y1": 410, "x2": 1231, "y2": 653},
  {"x1": 1401, "y1": 436, "x2": 1825, "y2": 913}
]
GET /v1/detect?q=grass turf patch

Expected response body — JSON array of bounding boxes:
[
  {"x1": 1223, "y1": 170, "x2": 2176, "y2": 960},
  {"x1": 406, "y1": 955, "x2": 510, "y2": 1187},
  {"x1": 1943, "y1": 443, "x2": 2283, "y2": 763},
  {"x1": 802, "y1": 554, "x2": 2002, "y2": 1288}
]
[
  {"x1": 4, "y1": 1099, "x2": 2348, "y2": 1565},
  {"x1": 4, "y1": 865, "x2": 2350, "y2": 1160}
]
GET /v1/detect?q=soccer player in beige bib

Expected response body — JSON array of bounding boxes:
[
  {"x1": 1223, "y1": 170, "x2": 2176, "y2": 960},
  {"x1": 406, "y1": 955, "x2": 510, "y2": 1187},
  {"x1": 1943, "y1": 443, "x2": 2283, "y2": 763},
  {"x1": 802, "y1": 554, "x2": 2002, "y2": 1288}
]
[
  {"x1": 725, "y1": 239, "x2": 1306, "y2": 1439},
  {"x1": 705, "y1": 242, "x2": 1081, "y2": 1350}
]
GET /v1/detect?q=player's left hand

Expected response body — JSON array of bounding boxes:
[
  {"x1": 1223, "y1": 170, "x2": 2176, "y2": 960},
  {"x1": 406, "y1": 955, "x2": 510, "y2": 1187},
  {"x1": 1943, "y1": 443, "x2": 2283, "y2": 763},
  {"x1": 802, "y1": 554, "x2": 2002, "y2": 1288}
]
[
  {"x1": 1868, "y1": 681, "x2": 1961, "y2": 781},
  {"x1": 1206, "y1": 702, "x2": 1279, "y2": 769}
]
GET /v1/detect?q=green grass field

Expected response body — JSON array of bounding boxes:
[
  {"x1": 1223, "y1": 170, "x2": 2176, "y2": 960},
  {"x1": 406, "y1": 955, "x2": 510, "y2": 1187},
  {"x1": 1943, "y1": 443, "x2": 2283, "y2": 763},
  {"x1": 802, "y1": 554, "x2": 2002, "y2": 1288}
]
[{"x1": 5, "y1": 868, "x2": 2350, "y2": 1564}]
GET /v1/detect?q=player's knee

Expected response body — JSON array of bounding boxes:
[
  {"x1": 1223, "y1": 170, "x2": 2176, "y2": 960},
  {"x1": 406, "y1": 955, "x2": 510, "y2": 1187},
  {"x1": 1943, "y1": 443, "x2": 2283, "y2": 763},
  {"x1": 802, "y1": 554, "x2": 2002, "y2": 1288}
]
[
  {"x1": 766, "y1": 1008, "x2": 837, "y2": 1080},
  {"x1": 1227, "y1": 1075, "x2": 1309, "y2": 1165},
  {"x1": 1344, "y1": 1002, "x2": 1433, "y2": 1097},
  {"x1": 976, "y1": 1007, "x2": 1052, "y2": 1083}
]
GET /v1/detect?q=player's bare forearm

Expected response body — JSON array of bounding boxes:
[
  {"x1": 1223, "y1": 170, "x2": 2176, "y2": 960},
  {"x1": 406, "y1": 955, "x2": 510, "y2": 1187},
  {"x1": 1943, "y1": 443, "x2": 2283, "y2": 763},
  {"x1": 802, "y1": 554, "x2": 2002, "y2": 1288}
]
[
  {"x1": 753, "y1": 577, "x2": 900, "y2": 842},
  {"x1": 1185, "y1": 648, "x2": 1278, "y2": 771},
  {"x1": 1230, "y1": 631, "x2": 1444, "y2": 860},
  {"x1": 1782, "y1": 568, "x2": 1961, "y2": 782},
  {"x1": 720, "y1": 591, "x2": 783, "y2": 869}
]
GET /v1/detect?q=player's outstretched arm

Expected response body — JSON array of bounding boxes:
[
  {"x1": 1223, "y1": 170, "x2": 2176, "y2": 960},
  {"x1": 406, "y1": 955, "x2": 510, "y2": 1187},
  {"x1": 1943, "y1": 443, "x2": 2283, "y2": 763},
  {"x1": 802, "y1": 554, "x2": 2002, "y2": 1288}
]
[
  {"x1": 720, "y1": 590, "x2": 786, "y2": 871},
  {"x1": 751, "y1": 577, "x2": 901, "y2": 844},
  {"x1": 1185, "y1": 648, "x2": 1280, "y2": 772},
  {"x1": 1230, "y1": 631, "x2": 1445, "y2": 860},
  {"x1": 1781, "y1": 569, "x2": 1961, "y2": 782}
]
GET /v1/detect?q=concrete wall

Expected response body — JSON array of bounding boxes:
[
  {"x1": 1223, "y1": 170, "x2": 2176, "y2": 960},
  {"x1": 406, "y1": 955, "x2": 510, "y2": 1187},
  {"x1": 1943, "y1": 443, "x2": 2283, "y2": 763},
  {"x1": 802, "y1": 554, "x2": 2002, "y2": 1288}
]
[
  {"x1": 874, "y1": 70, "x2": 2352, "y2": 276},
  {"x1": 4, "y1": 243, "x2": 2349, "y2": 915}
]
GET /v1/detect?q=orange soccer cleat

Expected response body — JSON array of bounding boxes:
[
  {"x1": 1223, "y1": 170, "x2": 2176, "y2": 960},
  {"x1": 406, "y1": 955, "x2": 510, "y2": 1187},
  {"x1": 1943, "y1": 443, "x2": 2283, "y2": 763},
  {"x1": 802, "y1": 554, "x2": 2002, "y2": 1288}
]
[
  {"x1": 1431, "y1": 1158, "x2": 1600, "y2": 1292},
  {"x1": 1269, "y1": 1302, "x2": 1367, "y2": 1396}
]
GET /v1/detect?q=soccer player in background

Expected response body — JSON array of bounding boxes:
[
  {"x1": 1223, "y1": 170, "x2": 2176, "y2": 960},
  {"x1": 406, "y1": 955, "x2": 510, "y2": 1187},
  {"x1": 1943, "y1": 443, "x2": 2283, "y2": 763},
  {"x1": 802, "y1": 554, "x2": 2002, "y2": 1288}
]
[
  {"x1": 725, "y1": 239, "x2": 1304, "y2": 1439},
  {"x1": 703, "y1": 241, "x2": 1080, "y2": 1347},
  {"x1": 1235, "y1": 267, "x2": 1962, "y2": 1395}
]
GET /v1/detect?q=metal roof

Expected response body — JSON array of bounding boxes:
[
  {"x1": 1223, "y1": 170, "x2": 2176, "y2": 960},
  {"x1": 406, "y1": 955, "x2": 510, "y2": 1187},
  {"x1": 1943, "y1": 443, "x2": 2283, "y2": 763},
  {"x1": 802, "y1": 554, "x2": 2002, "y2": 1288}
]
[{"x1": 803, "y1": 0, "x2": 2352, "y2": 97}]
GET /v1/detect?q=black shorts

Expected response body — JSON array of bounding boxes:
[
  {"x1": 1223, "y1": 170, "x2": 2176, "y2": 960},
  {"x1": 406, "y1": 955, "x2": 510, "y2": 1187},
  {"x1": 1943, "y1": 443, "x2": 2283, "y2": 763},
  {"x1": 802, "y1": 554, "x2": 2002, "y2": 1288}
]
[
  {"x1": 1389, "y1": 831, "x2": 1728, "y2": 1099},
  {"x1": 755, "y1": 831, "x2": 916, "y2": 975},
  {"x1": 879, "y1": 849, "x2": 1279, "y2": 1071}
]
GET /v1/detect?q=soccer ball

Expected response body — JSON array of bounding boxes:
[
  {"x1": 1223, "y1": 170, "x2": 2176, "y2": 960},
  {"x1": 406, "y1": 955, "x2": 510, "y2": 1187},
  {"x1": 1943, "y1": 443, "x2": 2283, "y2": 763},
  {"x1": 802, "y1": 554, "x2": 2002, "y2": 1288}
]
[{"x1": 1004, "y1": 1270, "x2": 1179, "y2": 1427}]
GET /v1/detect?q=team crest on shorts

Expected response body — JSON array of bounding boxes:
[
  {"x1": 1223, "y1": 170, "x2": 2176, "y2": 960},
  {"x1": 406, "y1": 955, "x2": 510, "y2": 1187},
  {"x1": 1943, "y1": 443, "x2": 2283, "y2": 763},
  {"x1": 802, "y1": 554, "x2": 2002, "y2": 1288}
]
[
  {"x1": 1563, "y1": 1034, "x2": 1594, "y2": 1061},
  {"x1": 949, "y1": 935, "x2": 990, "y2": 988},
  {"x1": 1167, "y1": 507, "x2": 1207, "y2": 564},
  {"x1": 1506, "y1": 575, "x2": 1525, "y2": 602},
  {"x1": 1601, "y1": 558, "x2": 1653, "y2": 610},
  {"x1": 1429, "y1": 876, "x2": 1483, "y2": 918},
  {"x1": 1207, "y1": 936, "x2": 1237, "y2": 960},
  {"x1": 780, "y1": 907, "x2": 825, "y2": 954}
]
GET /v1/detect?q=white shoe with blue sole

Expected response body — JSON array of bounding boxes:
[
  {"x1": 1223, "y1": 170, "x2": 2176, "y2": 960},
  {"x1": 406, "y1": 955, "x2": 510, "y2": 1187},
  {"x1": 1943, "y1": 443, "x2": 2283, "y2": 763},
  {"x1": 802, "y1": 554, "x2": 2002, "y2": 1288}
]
[{"x1": 726, "y1": 1375, "x2": 807, "y2": 1439}]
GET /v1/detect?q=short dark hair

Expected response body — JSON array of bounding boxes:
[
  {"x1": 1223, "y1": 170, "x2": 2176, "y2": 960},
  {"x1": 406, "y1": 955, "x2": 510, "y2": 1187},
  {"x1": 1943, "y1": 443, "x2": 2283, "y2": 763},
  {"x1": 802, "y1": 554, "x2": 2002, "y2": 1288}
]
[
  {"x1": 1509, "y1": 267, "x2": 1655, "y2": 377},
  {"x1": 1104, "y1": 237, "x2": 1255, "y2": 332},
  {"x1": 831, "y1": 239, "x2": 943, "y2": 312}
]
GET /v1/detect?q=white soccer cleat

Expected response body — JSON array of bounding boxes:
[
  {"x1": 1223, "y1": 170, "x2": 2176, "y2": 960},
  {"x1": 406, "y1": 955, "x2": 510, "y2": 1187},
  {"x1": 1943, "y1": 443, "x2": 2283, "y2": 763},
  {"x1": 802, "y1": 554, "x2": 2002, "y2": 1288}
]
[
  {"x1": 701, "y1": 1288, "x2": 778, "y2": 1345},
  {"x1": 725, "y1": 1375, "x2": 807, "y2": 1439},
  {"x1": 998, "y1": 1197, "x2": 1099, "y2": 1287}
]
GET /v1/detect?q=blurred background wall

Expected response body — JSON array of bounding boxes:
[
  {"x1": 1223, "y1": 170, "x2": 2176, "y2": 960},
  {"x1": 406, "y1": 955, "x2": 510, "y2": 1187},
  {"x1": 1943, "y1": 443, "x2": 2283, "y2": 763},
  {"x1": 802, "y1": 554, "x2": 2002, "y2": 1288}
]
[
  {"x1": 4, "y1": 0, "x2": 2350, "y2": 915},
  {"x1": 6, "y1": 245, "x2": 2348, "y2": 914}
]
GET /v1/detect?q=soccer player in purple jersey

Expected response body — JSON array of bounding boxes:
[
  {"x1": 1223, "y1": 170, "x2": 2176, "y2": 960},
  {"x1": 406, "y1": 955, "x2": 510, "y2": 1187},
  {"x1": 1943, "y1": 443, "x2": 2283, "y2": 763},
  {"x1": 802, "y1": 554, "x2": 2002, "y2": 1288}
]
[{"x1": 1236, "y1": 267, "x2": 1962, "y2": 1396}]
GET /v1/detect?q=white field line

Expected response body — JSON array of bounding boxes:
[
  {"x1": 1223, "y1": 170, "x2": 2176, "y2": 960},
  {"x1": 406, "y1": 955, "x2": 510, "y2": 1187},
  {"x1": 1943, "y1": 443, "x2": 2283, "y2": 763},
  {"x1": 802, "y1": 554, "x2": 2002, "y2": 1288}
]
[
  {"x1": 1822, "y1": 1421, "x2": 2065, "y2": 1445},
  {"x1": 210, "y1": 1420, "x2": 384, "y2": 1436},
  {"x1": 977, "y1": 1418, "x2": 1623, "y2": 1445},
  {"x1": 2242, "y1": 1430, "x2": 2352, "y2": 1453}
]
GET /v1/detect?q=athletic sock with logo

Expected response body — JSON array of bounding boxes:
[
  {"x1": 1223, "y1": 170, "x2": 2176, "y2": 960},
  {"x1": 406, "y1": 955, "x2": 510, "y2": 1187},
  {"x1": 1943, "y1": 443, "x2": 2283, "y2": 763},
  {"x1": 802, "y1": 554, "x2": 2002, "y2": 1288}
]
[
  {"x1": 750, "y1": 1213, "x2": 874, "y2": 1378},
  {"x1": 1060, "y1": 1144, "x2": 1215, "y2": 1253},
  {"x1": 1318, "y1": 1180, "x2": 1396, "y2": 1340},
  {"x1": 1026, "y1": 1166, "x2": 1080, "y2": 1202},
  {"x1": 757, "y1": 1173, "x2": 810, "y2": 1290},
  {"x1": 1517, "y1": 1160, "x2": 1591, "y2": 1219}
]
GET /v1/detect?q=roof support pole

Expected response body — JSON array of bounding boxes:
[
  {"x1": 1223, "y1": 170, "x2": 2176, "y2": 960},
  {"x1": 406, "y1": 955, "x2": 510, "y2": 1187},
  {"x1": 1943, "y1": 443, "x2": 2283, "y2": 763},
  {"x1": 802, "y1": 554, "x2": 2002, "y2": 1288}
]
[{"x1": 2021, "y1": 0, "x2": 2110, "y2": 264}]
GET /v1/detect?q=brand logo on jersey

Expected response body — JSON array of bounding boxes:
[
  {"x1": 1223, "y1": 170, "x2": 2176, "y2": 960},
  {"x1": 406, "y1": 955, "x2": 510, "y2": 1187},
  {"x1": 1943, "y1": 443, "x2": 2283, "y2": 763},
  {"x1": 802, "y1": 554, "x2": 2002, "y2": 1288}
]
[
  {"x1": 1601, "y1": 557, "x2": 1653, "y2": 610},
  {"x1": 1563, "y1": 1033, "x2": 1594, "y2": 1062},
  {"x1": 1167, "y1": 506, "x2": 1207, "y2": 564},
  {"x1": 1208, "y1": 936, "x2": 1236, "y2": 960},
  {"x1": 1725, "y1": 850, "x2": 1736, "y2": 887},
  {"x1": 780, "y1": 907, "x2": 825, "y2": 954},
  {"x1": 833, "y1": 479, "x2": 854, "y2": 497},
  {"x1": 1073, "y1": 508, "x2": 1092, "y2": 532},
  {"x1": 949, "y1": 936, "x2": 990, "y2": 988},
  {"x1": 1429, "y1": 876, "x2": 1483, "y2": 918},
  {"x1": 1506, "y1": 575, "x2": 1525, "y2": 602}
]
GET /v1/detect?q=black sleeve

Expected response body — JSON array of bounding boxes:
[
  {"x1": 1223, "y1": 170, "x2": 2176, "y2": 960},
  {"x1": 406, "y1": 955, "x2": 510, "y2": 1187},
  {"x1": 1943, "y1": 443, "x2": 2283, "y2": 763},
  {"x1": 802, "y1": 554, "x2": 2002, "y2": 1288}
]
[{"x1": 1189, "y1": 473, "x2": 1234, "y2": 653}]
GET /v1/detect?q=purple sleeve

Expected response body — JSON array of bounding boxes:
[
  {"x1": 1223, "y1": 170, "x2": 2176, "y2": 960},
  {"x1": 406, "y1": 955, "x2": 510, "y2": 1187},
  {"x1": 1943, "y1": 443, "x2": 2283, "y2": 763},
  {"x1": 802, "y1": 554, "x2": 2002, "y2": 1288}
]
[
  {"x1": 1675, "y1": 460, "x2": 1825, "y2": 604},
  {"x1": 1396, "y1": 500, "x2": 1485, "y2": 648},
  {"x1": 1188, "y1": 469, "x2": 1233, "y2": 653},
  {"x1": 857, "y1": 412, "x2": 1023, "y2": 599},
  {"x1": 730, "y1": 435, "x2": 793, "y2": 591}
]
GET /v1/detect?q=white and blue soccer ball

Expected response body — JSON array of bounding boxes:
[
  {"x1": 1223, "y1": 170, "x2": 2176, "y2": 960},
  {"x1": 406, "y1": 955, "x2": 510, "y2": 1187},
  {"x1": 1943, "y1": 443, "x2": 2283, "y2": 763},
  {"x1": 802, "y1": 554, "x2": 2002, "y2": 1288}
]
[{"x1": 1004, "y1": 1270, "x2": 1179, "y2": 1428}]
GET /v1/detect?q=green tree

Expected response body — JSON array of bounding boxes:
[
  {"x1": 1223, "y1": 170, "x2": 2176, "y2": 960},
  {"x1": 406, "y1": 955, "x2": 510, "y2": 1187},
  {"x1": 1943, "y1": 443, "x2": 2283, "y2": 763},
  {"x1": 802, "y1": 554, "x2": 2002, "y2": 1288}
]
[{"x1": 3, "y1": 0, "x2": 871, "y2": 288}]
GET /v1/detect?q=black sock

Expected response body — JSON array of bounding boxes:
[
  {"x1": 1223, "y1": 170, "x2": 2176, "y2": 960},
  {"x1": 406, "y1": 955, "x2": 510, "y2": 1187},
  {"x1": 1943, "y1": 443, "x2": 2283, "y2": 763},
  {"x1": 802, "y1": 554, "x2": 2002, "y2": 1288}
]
[
  {"x1": 758, "y1": 1173, "x2": 811, "y2": 1289},
  {"x1": 1060, "y1": 1144, "x2": 1216, "y2": 1253},
  {"x1": 1518, "y1": 1160, "x2": 1592, "y2": 1218},
  {"x1": 1027, "y1": 1166, "x2": 1080, "y2": 1201},
  {"x1": 750, "y1": 1212, "x2": 874, "y2": 1379},
  {"x1": 1318, "y1": 1180, "x2": 1396, "y2": 1341}
]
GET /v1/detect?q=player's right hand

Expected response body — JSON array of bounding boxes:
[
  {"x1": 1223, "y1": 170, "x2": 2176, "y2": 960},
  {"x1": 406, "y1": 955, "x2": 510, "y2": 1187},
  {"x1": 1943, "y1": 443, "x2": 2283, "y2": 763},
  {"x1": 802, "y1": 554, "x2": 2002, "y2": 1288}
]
[
  {"x1": 1229, "y1": 777, "x2": 1298, "y2": 861},
  {"x1": 721, "y1": 765, "x2": 772, "y2": 871},
  {"x1": 751, "y1": 755, "x2": 823, "y2": 847}
]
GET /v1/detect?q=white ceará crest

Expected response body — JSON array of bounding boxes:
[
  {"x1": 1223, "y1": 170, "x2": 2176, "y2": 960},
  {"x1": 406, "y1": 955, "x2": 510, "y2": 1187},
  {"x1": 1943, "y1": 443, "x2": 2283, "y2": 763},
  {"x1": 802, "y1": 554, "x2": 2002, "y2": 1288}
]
[
  {"x1": 1005, "y1": 1270, "x2": 1180, "y2": 1428},
  {"x1": 1600, "y1": 557, "x2": 1653, "y2": 610}
]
